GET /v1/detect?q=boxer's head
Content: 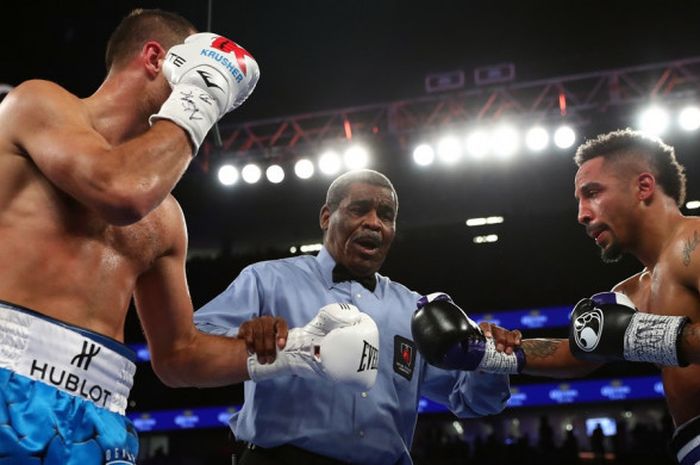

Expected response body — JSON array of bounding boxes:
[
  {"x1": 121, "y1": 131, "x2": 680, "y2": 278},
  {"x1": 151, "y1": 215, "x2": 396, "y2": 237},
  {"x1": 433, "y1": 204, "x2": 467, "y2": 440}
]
[
  {"x1": 320, "y1": 170, "x2": 398, "y2": 277},
  {"x1": 574, "y1": 128, "x2": 686, "y2": 262},
  {"x1": 104, "y1": 9, "x2": 197, "y2": 110},
  {"x1": 105, "y1": 9, "x2": 196, "y2": 72}
]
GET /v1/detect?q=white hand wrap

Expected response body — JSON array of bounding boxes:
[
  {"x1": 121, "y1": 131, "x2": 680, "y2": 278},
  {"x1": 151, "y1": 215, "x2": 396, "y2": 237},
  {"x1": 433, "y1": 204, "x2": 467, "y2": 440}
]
[
  {"x1": 247, "y1": 303, "x2": 379, "y2": 391},
  {"x1": 150, "y1": 32, "x2": 260, "y2": 154},
  {"x1": 477, "y1": 338, "x2": 522, "y2": 374}
]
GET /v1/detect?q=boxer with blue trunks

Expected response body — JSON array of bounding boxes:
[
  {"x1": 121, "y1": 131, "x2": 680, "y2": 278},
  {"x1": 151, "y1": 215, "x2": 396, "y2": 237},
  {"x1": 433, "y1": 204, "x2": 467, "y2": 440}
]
[
  {"x1": 0, "y1": 302, "x2": 138, "y2": 464},
  {"x1": 0, "y1": 7, "x2": 266, "y2": 463}
]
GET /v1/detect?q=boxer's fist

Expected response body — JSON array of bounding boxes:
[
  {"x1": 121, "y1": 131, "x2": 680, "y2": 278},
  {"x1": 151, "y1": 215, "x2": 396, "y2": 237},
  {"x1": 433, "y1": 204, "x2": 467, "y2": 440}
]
[
  {"x1": 150, "y1": 32, "x2": 260, "y2": 154},
  {"x1": 569, "y1": 292, "x2": 689, "y2": 366},
  {"x1": 411, "y1": 293, "x2": 525, "y2": 374},
  {"x1": 163, "y1": 33, "x2": 259, "y2": 113},
  {"x1": 247, "y1": 303, "x2": 379, "y2": 390}
]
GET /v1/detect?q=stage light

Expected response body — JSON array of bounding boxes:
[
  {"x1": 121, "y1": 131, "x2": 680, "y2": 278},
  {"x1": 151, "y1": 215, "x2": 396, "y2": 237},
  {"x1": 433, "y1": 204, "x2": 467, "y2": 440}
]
[
  {"x1": 319, "y1": 150, "x2": 342, "y2": 175},
  {"x1": 412, "y1": 143, "x2": 435, "y2": 166},
  {"x1": 473, "y1": 234, "x2": 498, "y2": 244},
  {"x1": 525, "y1": 127, "x2": 549, "y2": 152},
  {"x1": 466, "y1": 216, "x2": 504, "y2": 227},
  {"x1": 217, "y1": 164, "x2": 239, "y2": 186},
  {"x1": 638, "y1": 106, "x2": 670, "y2": 136},
  {"x1": 294, "y1": 159, "x2": 314, "y2": 179},
  {"x1": 344, "y1": 145, "x2": 369, "y2": 169},
  {"x1": 491, "y1": 125, "x2": 519, "y2": 159},
  {"x1": 437, "y1": 135, "x2": 462, "y2": 164},
  {"x1": 465, "y1": 129, "x2": 490, "y2": 159},
  {"x1": 266, "y1": 164, "x2": 285, "y2": 184},
  {"x1": 679, "y1": 106, "x2": 700, "y2": 131},
  {"x1": 300, "y1": 243, "x2": 323, "y2": 253},
  {"x1": 553, "y1": 125, "x2": 576, "y2": 149},
  {"x1": 241, "y1": 163, "x2": 262, "y2": 184}
]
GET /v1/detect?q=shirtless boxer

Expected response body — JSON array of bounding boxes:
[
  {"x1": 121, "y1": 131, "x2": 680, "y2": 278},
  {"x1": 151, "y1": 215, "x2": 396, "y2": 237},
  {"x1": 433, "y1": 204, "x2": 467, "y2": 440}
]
[
  {"x1": 0, "y1": 9, "x2": 264, "y2": 464},
  {"x1": 412, "y1": 129, "x2": 700, "y2": 465}
]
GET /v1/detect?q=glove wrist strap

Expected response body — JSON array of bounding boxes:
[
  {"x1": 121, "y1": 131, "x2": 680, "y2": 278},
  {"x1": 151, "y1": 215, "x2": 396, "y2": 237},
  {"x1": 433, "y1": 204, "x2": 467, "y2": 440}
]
[
  {"x1": 149, "y1": 83, "x2": 219, "y2": 156},
  {"x1": 624, "y1": 313, "x2": 690, "y2": 366},
  {"x1": 246, "y1": 329, "x2": 321, "y2": 382}
]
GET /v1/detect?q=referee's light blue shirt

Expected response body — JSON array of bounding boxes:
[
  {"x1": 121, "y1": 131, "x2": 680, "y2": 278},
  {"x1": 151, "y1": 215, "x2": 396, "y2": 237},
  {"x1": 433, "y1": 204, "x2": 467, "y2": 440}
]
[{"x1": 194, "y1": 247, "x2": 510, "y2": 465}]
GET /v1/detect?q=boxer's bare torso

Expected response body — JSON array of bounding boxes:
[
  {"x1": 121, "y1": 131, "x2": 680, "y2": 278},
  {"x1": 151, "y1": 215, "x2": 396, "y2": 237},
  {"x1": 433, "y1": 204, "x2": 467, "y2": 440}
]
[
  {"x1": 0, "y1": 80, "x2": 181, "y2": 341},
  {"x1": 614, "y1": 218, "x2": 700, "y2": 426}
]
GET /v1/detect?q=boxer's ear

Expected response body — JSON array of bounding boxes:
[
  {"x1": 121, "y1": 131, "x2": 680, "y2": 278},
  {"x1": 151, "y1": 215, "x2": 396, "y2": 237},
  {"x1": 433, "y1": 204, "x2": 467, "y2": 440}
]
[{"x1": 637, "y1": 172, "x2": 655, "y2": 202}]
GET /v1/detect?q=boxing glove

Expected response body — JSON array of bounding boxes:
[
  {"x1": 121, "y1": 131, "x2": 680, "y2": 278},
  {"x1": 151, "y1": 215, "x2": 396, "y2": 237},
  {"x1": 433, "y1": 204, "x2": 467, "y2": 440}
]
[
  {"x1": 247, "y1": 303, "x2": 379, "y2": 391},
  {"x1": 150, "y1": 32, "x2": 260, "y2": 154},
  {"x1": 411, "y1": 293, "x2": 525, "y2": 374},
  {"x1": 569, "y1": 292, "x2": 689, "y2": 366}
]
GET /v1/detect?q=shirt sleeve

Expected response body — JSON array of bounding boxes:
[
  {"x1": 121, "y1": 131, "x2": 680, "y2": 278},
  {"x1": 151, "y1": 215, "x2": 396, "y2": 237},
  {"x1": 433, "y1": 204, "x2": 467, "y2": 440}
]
[
  {"x1": 419, "y1": 363, "x2": 511, "y2": 418},
  {"x1": 193, "y1": 265, "x2": 264, "y2": 337}
]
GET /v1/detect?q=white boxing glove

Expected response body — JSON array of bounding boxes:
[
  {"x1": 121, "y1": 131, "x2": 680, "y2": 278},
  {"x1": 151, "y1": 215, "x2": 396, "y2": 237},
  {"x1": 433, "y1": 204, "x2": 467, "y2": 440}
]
[
  {"x1": 150, "y1": 32, "x2": 260, "y2": 154},
  {"x1": 247, "y1": 303, "x2": 380, "y2": 391}
]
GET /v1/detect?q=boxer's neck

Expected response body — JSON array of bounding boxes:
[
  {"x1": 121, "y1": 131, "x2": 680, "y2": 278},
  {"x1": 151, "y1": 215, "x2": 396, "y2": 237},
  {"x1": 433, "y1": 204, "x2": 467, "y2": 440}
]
[
  {"x1": 85, "y1": 67, "x2": 156, "y2": 144},
  {"x1": 633, "y1": 201, "x2": 684, "y2": 268}
]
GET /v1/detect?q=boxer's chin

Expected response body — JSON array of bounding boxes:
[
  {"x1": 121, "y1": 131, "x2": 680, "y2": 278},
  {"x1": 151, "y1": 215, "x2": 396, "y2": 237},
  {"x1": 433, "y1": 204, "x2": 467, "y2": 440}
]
[{"x1": 600, "y1": 242, "x2": 623, "y2": 264}]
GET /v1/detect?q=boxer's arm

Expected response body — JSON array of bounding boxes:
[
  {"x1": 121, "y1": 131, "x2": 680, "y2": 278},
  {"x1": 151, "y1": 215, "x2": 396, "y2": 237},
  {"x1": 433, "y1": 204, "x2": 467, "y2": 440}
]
[
  {"x1": 133, "y1": 198, "x2": 255, "y2": 387},
  {"x1": 673, "y1": 238, "x2": 700, "y2": 365},
  {"x1": 411, "y1": 294, "x2": 600, "y2": 378},
  {"x1": 480, "y1": 323, "x2": 601, "y2": 377},
  {"x1": 679, "y1": 324, "x2": 700, "y2": 365},
  {"x1": 519, "y1": 338, "x2": 601, "y2": 378},
  {"x1": 4, "y1": 81, "x2": 192, "y2": 226}
]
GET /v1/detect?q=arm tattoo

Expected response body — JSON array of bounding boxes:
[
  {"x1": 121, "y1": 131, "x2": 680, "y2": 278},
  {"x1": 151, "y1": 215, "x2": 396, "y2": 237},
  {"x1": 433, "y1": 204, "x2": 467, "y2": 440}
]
[
  {"x1": 522, "y1": 339, "x2": 561, "y2": 359},
  {"x1": 682, "y1": 231, "x2": 700, "y2": 266}
]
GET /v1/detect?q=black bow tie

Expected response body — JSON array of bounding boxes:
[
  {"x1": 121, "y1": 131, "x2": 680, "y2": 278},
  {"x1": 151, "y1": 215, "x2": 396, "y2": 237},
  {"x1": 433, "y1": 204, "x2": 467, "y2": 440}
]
[{"x1": 332, "y1": 264, "x2": 377, "y2": 292}]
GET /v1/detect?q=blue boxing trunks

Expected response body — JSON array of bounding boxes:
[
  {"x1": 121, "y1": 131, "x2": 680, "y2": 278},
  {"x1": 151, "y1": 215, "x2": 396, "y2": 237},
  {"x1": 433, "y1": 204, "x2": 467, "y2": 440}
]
[
  {"x1": 671, "y1": 414, "x2": 700, "y2": 465},
  {"x1": 0, "y1": 300, "x2": 138, "y2": 465}
]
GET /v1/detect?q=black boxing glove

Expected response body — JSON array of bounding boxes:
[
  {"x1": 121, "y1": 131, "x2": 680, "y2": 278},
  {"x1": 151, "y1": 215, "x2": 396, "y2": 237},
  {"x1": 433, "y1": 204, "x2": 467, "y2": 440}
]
[
  {"x1": 569, "y1": 292, "x2": 689, "y2": 366},
  {"x1": 411, "y1": 293, "x2": 525, "y2": 373}
]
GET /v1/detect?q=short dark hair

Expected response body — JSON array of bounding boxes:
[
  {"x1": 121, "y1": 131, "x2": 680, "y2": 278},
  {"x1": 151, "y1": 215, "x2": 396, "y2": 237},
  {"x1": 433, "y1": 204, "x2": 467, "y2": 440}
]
[
  {"x1": 105, "y1": 8, "x2": 195, "y2": 71},
  {"x1": 574, "y1": 128, "x2": 687, "y2": 206},
  {"x1": 325, "y1": 169, "x2": 398, "y2": 212}
]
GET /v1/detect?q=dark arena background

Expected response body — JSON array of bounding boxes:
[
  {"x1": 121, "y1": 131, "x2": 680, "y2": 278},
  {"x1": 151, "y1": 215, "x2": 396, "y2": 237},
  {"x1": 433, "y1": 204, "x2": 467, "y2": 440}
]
[{"x1": 3, "y1": 1, "x2": 700, "y2": 463}]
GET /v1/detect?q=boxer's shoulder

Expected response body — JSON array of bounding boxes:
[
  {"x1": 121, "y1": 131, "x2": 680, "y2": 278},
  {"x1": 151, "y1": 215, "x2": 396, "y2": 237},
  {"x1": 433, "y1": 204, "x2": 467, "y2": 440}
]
[
  {"x1": 1, "y1": 80, "x2": 86, "y2": 136},
  {"x1": 665, "y1": 218, "x2": 700, "y2": 279},
  {"x1": 673, "y1": 217, "x2": 700, "y2": 242},
  {"x1": 5, "y1": 80, "x2": 80, "y2": 110}
]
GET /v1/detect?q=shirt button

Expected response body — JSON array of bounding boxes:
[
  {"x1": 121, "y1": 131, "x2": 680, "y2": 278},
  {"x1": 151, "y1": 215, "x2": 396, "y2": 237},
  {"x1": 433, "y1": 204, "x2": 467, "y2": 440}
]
[
  {"x1": 359, "y1": 430, "x2": 365, "y2": 438},
  {"x1": 361, "y1": 392, "x2": 368, "y2": 398},
  {"x1": 356, "y1": 294, "x2": 362, "y2": 299}
]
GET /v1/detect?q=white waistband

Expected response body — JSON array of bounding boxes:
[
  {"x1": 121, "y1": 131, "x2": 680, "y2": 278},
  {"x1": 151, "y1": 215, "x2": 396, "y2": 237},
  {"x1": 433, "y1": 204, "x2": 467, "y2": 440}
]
[{"x1": 0, "y1": 304, "x2": 136, "y2": 415}]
